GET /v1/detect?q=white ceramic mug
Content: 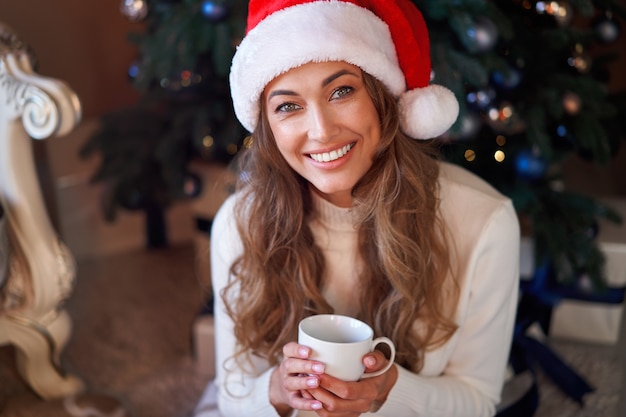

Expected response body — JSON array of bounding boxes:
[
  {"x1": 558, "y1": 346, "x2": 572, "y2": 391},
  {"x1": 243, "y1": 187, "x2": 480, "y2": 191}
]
[{"x1": 298, "y1": 314, "x2": 396, "y2": 382}]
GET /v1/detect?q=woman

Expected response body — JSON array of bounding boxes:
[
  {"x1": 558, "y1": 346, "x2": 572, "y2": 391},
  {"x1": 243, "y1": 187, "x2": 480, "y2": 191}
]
[{"x1": 204, "y1": 1, "x2": 520, "y2": 416}]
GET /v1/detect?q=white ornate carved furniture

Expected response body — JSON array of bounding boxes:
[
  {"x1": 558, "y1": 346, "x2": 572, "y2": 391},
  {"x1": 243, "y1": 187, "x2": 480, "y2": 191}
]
[{"x1": 0, "y1": 23, "x2": 84, "y2": 399}]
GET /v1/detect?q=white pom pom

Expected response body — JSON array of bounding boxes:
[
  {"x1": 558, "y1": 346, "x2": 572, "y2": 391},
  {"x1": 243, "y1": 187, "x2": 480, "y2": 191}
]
[{"x1": 398, "y1": 85, "x2": 459, "y2": 140}]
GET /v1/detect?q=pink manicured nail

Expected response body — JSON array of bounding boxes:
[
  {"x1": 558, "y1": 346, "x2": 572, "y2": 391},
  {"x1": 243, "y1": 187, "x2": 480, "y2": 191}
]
[
  {"x1": 306, "y1": 377, "x2": 318, "y2": 387},
  {"x1": 311, "y1": 401, "x2": 323, "y2": 410},
  {"x1": 298, "y1": 347, "x2": 309, "y2": 357},
  {"x1": 312, "y1": 363, "x2": 324, "y2": 373}
]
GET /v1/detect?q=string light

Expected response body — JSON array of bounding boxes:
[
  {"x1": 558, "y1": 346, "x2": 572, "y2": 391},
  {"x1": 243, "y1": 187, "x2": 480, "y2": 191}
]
[
  {"x1": 488, "y1": 103, "x2": 513, "y2": 122},
  {"x1": 227, "y1": 144, "x2": 239, "y2": 155},
  {"x1": 464, "y1": 149, "x2": 477, "y2": 162},
  {"x1": 202, "y1": 135, "x2": 214, "y2": 148},
  {"x1": 536, "y1": 1, "x2": 561, "y2": 15}
]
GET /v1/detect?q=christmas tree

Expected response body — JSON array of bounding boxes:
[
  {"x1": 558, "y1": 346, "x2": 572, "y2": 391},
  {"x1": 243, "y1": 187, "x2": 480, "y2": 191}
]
[
  {"x1": 431, "y1": 0, "x2": 626, "y2": 289},
  {"x1": 80, "y1": 0, "x2": 249, "y2": 247},
  {"x1": 81, "y1": 0, "x2": 625, "y2": 276}
]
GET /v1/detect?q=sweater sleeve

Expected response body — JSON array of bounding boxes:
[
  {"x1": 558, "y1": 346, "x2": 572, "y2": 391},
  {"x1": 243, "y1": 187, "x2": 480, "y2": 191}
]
[
  {"x1": 374, "y1": 199, "x2": 520, "y2": 417},
  {"x1": 210, "y1": 195, "x2": 285, "y2": 417}
]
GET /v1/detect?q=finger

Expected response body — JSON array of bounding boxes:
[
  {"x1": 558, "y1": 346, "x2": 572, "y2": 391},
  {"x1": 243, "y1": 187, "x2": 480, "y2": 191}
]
[
  {"x1": 301, "y1": 389, "x2": 314, "y2": 400},
  {"x1": 282, "y1": 372, "x2": 321, "y2": 392},
  {"x1": 281, "y1": 343, "x2": 326, "y2": 376},
  {"x1": 317, "y1": 374, "x2": 374, "y2": 401},
  {"x1": 281, "y1": 356, "x2": 326, "y2": 377},
  {"x1": 307, "y1": 386, "x2": 370, "y2": 415},
  {"x1": 286, "y1": 393, "x2": 324, "y2": 413},
  {"x1": 273, "y1": 364, "x2": 325, "y2": 412},
  {"x1": 363, "y1": 349, "x2": 389, "y2": 371},
  {"x1": 283, "y1": 342, "x2": 311, "y2": 359}
]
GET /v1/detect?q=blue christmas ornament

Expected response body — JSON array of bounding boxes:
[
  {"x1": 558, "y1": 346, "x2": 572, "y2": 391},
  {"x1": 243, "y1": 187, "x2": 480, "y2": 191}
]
[
  {"x1": 515, "y1": 149, "x2": 547, "y2": 180},
  {"x1": 128, "y1": 62, "x2": 140, "y2": 80},
  {"x1": 466, "y1": 87, "x2": 496, "y2": 110},
  {"x1": 466, "y1": 16, "x2": 498, "y2": 53},
  {"x1": 556, "y1": 125, "x2": 569, "y2": 138},
  {"x1": 201, "y1": 1, "x2": 229, "y2": 22},
  {"x1": 492, "y1": 67, "x2": 522, "y2": 89}
]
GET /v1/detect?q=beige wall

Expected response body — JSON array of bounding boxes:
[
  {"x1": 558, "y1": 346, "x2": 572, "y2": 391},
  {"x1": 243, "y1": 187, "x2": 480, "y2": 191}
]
[
  {"x1": 0, "y1": 1, "x2": 148, "y2": 256},
  {"x1": 0, "y1": 0, "x2": 140, "y2": 118}
]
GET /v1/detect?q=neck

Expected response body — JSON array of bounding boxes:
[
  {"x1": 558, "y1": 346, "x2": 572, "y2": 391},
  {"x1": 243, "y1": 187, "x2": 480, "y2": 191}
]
[{"x1": 309, "y1": 184, "x2": 353, "y2": 208}]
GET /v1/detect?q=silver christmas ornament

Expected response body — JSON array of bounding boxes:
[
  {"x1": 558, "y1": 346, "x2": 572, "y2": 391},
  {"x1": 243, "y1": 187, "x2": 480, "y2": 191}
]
[{"x1": 120, "y1": 0, "x2": 149, "y2": 22}]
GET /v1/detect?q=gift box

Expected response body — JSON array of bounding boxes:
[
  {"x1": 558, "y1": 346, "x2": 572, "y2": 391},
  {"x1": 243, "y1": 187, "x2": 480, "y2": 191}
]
[
  {"x1": 189, "y1": 161, "x2": 236, "y2": 375},
  {"x1": 189, "y1": 161, "x2": 236, "y2": 288},
  {"x1": 549, "y1": 198, "x2": 626, "y2": 345},
  {"x1": 193, "y1": 314, "x2": 216, "y2": 377}
]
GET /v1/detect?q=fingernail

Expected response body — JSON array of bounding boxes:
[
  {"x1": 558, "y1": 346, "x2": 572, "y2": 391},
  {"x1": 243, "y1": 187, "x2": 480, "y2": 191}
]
[
  {"x1": 312, "y1": 363, "x2": 325, "y2": 373},
  {"x1": 306, "y1": 377, "x2": 318, "y2": 387},
  {"x1": 298, "y1": 347, "x2": 309, "y2": 357},
  {"x1": 311, "y1": 401, "x2": 323, "y2": 410},
  {"x1": 365, "y1": 356, "x2": 376, "y2": 367}
]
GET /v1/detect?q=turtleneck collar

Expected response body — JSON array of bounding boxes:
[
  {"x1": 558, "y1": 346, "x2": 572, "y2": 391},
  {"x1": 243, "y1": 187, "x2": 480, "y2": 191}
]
[{"x1": 310, "y1": 190, "x2": 358, "y2": 232}]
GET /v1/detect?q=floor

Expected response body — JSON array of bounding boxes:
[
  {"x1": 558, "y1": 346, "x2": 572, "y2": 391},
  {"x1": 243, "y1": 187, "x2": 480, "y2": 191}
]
[
  {"x1": 0, "y1": 243, "x2": 623, "y2": 417},
  {"x1": 0, "y1": 244, "x2": 211, "y2": 417}
]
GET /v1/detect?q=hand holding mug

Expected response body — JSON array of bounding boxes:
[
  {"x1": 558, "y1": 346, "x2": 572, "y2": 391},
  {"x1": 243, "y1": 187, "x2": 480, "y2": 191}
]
[
  {"x1": 298, "y1": 314, "x2": 396, "y2": 381},
  {"x1": 269, "y1": 315, "x2": 396, "y2": 414}
]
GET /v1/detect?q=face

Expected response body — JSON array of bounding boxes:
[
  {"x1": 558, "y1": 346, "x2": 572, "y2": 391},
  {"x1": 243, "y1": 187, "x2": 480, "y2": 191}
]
[{"x1": 264, "y1": 61, "x2": 381, "y2": 208}]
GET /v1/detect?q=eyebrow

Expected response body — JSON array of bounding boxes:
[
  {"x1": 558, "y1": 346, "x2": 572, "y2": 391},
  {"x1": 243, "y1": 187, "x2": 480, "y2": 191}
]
[
  {"x1": 267, "y1": 69, "x2": 360, "y2": 100},
  {"x1": 322, "y1": 69, "x2": 359, "y2": 86}
]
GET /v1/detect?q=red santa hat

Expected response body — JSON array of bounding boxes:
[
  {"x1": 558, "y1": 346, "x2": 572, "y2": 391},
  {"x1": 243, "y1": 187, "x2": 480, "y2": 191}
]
[{"x1": 230, "y1": 0, "x2": 459, "y2": 139}]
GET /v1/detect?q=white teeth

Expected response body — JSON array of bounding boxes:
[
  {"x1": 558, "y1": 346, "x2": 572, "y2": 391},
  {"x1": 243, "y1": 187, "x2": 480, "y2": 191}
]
[{"x1": 310, "y1": 143, "x2": 353, "y2": 162}]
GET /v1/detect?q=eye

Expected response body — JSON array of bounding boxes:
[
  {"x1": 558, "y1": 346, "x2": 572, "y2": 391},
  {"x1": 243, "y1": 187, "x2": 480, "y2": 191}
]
[
  {"x1": 330, "y1": 86, "x2": 353, "y2": 100},
  {"x1": 275, "y1": 102, "x2": 301, "y2": 113}
]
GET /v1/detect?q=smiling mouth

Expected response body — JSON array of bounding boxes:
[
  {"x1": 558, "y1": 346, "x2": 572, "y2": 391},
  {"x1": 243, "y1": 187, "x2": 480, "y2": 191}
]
[{"x1": 308, "y1": 143, "x2": 354, "y2": 163}]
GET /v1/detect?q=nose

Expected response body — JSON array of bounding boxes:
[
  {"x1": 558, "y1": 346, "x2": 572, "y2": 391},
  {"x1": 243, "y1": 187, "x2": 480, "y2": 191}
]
[{"x1": 307, "y1": 104, "x2": 339, "y2": 142}]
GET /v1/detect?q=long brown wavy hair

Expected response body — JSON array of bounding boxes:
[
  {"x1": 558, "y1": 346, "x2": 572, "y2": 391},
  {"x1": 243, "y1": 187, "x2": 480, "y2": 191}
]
[{"x1": 222, "y1": 70, "x2": 459, "y2": 373}]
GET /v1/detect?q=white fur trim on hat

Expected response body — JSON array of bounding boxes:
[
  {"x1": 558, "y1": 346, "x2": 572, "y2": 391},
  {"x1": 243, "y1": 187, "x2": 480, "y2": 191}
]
[{"x1": 230, "y1": 1, "x2": 405, "y2": 133}]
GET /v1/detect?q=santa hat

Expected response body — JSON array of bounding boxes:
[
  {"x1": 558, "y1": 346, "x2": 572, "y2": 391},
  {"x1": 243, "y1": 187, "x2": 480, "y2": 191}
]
[{"x1": 229, "y1": 0, "x2": 459, "y2": 139}]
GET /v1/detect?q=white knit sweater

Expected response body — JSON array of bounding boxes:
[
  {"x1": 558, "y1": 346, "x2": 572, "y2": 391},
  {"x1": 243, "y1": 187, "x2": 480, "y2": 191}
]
[{"x1": 208, "y1": 161, "x2": 520, "y2": 417}]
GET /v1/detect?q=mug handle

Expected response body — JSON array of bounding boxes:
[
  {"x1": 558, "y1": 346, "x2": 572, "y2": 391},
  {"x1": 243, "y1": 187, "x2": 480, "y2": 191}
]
[{"x1": 360, "y1": 336, "x2": 396, "y2": 379}]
